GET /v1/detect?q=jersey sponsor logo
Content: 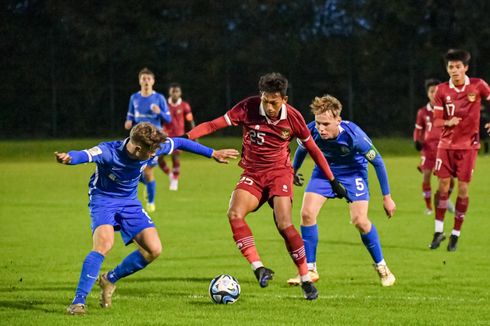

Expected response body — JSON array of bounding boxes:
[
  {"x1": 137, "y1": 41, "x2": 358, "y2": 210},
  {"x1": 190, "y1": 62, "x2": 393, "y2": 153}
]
[
  {"x1": 467, "y1": 92, "x2": 476, "y2": 102},
  {"x1": 446, "y1": 96, "x2": 451, "y2": 101},
  {"x1": 255, "y1": 125, "x2": 260, "y2": 130},
  {"x1": 365, "y1": 149, "x2": 376, "y2": 161},
  {"x1": 355, "y1": 192, "x2": 366, "y2": 197},
  {"x1": 87, "y1": 146, "x2": 102, "y2": 156},
  {"x1": 280, "y1": 128, "x2": 291, "y2": 139},
  {"x1": 282, "y1": 184, "x2": 288, "y2": 192}
]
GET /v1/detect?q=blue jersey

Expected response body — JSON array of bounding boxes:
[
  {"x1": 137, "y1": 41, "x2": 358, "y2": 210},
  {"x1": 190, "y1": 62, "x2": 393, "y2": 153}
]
[
  {"x1": 67, "y1": 138, "x2": 213, "y2": 201},
  {"x1": 126, "y1": 91, "x2": 171, "y2": 129},
  {"x1": 293, "y1": 120, "x2": 390, "y2": 196}
]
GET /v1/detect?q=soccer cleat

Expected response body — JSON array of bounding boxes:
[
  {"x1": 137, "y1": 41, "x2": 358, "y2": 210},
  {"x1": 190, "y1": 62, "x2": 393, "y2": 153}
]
[
  {"x1": 169, "y1": 178, "x2": 178, "y2": 191},
  {"x1": 301, "y1": 281, "x2": 318, "y2": 300},
  {"x1": 287, "y1": 270, "x2": 320, "y2": 286},
  {"x1": 447, "y1": 200, "x2": 455, "y2": 214},
  {"x1": 254, "y1": 266, "x2": 274, "y2": 288},
  {"x1": 66, "y1": 303, "x2": 86, "y2": 315},
  {"x1": 429, "y1": 232, "x2": 446, "y2": 249},
  {"x1": 374, "y1": 264, "x2": 396, "y2": 287},
  {"x1": 98, "y1": 273, "x2": 117, "y2": 308},
  {"x1": 146, "y1": 202, "x2": 156, "y2": 213},
  {"x1": 425, "y1": 208, "x2": 433, "y2": 215},
  {"x1": 447, "y1": 234, "x2": 459, "y2": 252}
]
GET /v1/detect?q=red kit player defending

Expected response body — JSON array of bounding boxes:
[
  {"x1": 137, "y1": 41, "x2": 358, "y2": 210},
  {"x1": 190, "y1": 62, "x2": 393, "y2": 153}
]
[
  {"x1": 183, "y1": 73, "x2": 349, "y2": 300},
  {"x1": 413, "y1": 79, "x2": 454, "y2": 215},
  {"x1": 430, "y1": 49, "x2": 490, "y2": 251},
  {"x1": 159, "y1": 83, "x2": 196, "y2": 191}
]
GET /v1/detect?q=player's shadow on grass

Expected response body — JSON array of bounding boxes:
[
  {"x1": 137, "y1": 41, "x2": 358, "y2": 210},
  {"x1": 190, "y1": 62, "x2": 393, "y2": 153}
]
[
  {"x1": 0, "y1": 286, "x2": 73, "y2": 293},
  {"x1": 0, "y1": 300, "x2": 58, "y2": 313},
  {"x1": 124, "y1": 276, "x2": 211, "y2": 283}
]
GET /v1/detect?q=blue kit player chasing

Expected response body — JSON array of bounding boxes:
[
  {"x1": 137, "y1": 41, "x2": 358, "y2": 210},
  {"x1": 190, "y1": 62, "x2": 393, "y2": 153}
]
[
  {"x1": 56, "y1": 122, "x2": 238, "y2": 315},
  {"x1": 286, "y1": 95, "x2": 397, "y2": 287},
  {"x1": 124, "y1": 67, "x2": 172, "y2": 213}
]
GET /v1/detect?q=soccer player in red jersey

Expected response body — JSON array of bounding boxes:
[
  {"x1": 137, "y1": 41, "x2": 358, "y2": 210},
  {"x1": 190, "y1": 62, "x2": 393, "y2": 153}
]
[
  {"x1": 183, "y1": 73, "x2": 349, "y2": 300},
  {"x1": 413, "y1": 79, "x2": 455, "y2": 215},
  {"x1": 159, "y1": 83, "x2": 196, "y2": 191},
  {"x1": 430, "y1": 49, "x2": 490, "y2": 251}
]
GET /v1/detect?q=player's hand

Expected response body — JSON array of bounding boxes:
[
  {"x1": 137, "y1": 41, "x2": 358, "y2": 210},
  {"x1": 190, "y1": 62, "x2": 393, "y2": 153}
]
[
  {"x1": 293, "y1": 171, "x2": 304, "y2": 186},
  {"x1": 485, "y1": 122, "x2": 490, "y2": 135},
  {"x1": 151, "y1": 104, "x2": 161, "y2": 114},
  {"x1": 54, "y1": 151, "x2": 71, "y2": 164},
  {"x1": 124, "y1": 120, "x2": 133, "y2": 130},
  {"x1": 445, "y1": 117, "x2": 462, "y2": 127},
  {"x1": 330, "y1": 178, "x2": 351, "y2": 203},
  {"x1": 383, "y1": 195, "x2": 396, "y2": 218},
  {"x1": 211, "y1": 149, "x2": 239, "y2": 164},
  {"x1": 414, "y1": 141, "x2": 423, "y2": 151}
]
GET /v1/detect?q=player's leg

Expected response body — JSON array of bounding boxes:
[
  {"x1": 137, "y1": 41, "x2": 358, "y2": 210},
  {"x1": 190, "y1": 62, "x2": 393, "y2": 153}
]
[
  {"x1": 422, "y1": 169, "x2": 433, "y2": 214},
  {"x1": 169, "y1": 151, "x2": 181, "y2": 191},
  {"x1": 157, "y1": 154, "x2": 170, "y2": 175},
  {"x1": 68, "y1": 224, "x2": 114, "y2": 314},
  {"x1": 431, "y1": 149, "x2": 453, "y2": 249},
  {"x1": 349, "y1": 201, "x2": 395, "y2": 286},
  {"x1": 447, "y1": 180, "x2": 469, "y2": 251},
  {"x1": 143, "y1": 166, "x2": 156, "y2": 212}
]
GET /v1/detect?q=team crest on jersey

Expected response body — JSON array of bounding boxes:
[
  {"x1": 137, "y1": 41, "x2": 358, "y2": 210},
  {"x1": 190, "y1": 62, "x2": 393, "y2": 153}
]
[
  {"x1": 467, "y1": 92, "x2": 477, "y2": 102},
  {"x1": 281, "y1": 128, "x2": 291, "y2": 139},
  {"x1": 365, "y1": 149, "x2": 377, "y2": 161}
]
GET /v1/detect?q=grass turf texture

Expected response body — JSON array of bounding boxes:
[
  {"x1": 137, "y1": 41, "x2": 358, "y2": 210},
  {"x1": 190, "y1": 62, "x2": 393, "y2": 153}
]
[{"x1": 0, "y1": 138, "x2": 489, "y2": 325}]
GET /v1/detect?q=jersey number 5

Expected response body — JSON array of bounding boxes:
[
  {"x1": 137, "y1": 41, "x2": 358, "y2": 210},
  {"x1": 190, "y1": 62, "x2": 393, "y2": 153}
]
[{"x1": 250, "y1": 130, "x2": 265, "y2": 145}]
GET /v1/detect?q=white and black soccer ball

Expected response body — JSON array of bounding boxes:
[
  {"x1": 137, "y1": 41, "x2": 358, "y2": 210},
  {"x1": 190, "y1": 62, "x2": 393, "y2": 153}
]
[{"x1": 209, "y1": 274, "x2": 241, "y2": 304}]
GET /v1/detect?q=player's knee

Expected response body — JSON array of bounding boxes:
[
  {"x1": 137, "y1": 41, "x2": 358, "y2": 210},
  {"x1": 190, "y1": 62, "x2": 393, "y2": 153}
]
[
  {"x1": 352, "y1": 216, "x2": 370, "y2": 233},
  {"x1": 300, "y1": 208, "x2": 317, "y2": 226},
  {"x1": 147, "y1": 243, "x2": 163, "y2": 261},
  {"x1": 227, "y1": 208, "x2": 244, "y2": 220},
  {"x1": 93, "y1": 242, "x2": 113, "y2": 256}
]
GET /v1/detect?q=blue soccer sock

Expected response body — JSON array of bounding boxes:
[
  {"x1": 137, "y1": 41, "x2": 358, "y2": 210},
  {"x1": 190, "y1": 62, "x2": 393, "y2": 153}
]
[
  {"x1": 360, "y1": 224, "x2": 384, "y2": 264},
  {"x1": 106, "y1": 250, "x2": 149, "y2": 284},
  {"x1": 146, "y1": 181, "x2": 156, "y2": 204},
  {"x1": 72, "y1": 251, "x2": 105, "y2": 304},
  {"x1": 301, "y1": 224, "x2": 318, "y2": 269}
]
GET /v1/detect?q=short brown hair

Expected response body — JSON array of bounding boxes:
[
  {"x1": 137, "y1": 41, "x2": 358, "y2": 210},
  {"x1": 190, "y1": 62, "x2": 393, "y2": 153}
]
[
  {"x1": 310, "y1": 95, "x2": 342, "y2": 118},
  {"x1": 258, "y1": 72, "x2": 288, "y2": 97},
  {"x1": 138, "y1": 67, "x2": 155, "y2": 79},
  {"x1": 130, "y1": 122, "x2": 167, "y2": 151},
  {"x1": 444, "y1": 49, "x2": 471, "y2": 66}
]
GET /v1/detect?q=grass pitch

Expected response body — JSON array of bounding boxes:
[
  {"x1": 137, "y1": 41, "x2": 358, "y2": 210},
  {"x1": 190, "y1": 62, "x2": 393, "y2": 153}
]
[{"x1": 0, "y1": 138, "x2": 489, "y2": 325}]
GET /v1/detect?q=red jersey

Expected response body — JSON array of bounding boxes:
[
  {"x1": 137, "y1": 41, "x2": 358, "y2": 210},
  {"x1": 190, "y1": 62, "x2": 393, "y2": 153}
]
[
  {"x1": 434, "y1": 76, "x2": 490, "y2": 150},
  {"x1": 164, "y1": 98, "x2": 193, "y2": 137},
  {"x1": 223, "y1": 96, "x2": 311, "y2": 170},
  {"x1": 414, "y1": 103, "x2": 442, "y2": 145}
]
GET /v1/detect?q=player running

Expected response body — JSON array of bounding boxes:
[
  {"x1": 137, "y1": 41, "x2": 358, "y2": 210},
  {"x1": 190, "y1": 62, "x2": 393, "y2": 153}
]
[
  {"x1": 413, "y1": 79, "x2": 455, "y2": 215},
  {"x1": 286, "y1": 95, "x2": 396, "y2": 287},
  {"x1": 124, "y1": 68, "x2": 171, "y2": 212},
  {"x1": 159, "y1": 83, "x2": 196, "y2": 191},
  {"x1": 182, "y1": 73, "x2": 349, "y2": 300},
  {"x1": 58, "y1": 122, "x2": 238, "y2": 315},
  {"x1": 430, "y1": 49, "x2": 490, "y2": 251}
]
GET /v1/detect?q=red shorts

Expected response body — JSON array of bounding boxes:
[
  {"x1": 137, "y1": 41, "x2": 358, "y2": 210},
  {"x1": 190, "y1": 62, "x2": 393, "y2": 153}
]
[
  {"x1": 434, "y1": 148, "x2": 478, "y2": 182},
  {"x1": 420, "y1": 142, "x2": 438, "y2": 170},
  {"x1": 235, "y1": 167, "x2": 294, "y2": 209}
]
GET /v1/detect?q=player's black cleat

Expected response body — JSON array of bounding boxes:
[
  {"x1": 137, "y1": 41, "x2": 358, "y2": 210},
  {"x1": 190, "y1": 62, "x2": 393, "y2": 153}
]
[
  {"x1": 254, "y1": 267, "x2": 274, "y2": 288},
  {"x1": 301, "y1": 281, "x2": 318, "y2": 300},
  {"x1": 447, "y1": 234, "x2": 459, "y2": 252},
  {"x1": 429, "y1": 232, "x2": 446, "y2": 249}
]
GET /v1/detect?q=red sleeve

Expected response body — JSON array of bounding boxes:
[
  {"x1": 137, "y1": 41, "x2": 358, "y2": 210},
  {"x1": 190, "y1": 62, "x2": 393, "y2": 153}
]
[
  {"x1": 478, "y1": 79, "x2": 490, "y2": 101},
  {"x1": 302, "y1": 137, "x2": 334, "y2": 181},
  {"x1": 184, "y1": 102, "x2": 192, "y2": 115},
  {"x1": 433, "y1": 86, "x2": 445, "y2": 127},
  {"x1": 224, "y1": 99, "x2": 248, "y2": 126},
  {"x1": 186, "y1": 116, "x2": 228, "y2": 140},
  {"x1": 413, "y1": 109, "x2": 425, "y2": 142}
]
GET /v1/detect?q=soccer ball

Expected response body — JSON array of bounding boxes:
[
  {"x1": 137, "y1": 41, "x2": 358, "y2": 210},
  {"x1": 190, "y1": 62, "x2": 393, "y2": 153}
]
[{"x1": 209, "y1": 274, "x2": 241, "y2": 304}]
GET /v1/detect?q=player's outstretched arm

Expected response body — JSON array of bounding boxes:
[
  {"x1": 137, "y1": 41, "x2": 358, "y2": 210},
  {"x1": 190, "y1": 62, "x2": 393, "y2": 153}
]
[
  {"x1": 54, "y1": 150, "x2": 90, "y2": 165},
  {"x1": 184, "y1": 116, "x2": 229, "y2": 140}
]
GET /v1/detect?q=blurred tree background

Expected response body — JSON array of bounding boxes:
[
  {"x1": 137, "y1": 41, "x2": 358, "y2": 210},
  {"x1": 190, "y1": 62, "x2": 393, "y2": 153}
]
[{"x1": 2, "y1": 0, "x2": 490, "y2": 138}]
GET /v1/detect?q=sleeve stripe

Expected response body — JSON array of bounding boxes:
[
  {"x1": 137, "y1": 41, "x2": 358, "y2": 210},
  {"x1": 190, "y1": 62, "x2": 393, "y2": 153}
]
[
  {"x1": 299, "y1": 135, "x2": 311, "y2": 143},
  {"x1": 167, "y1": 138, "x2": 175, "y2": 155},
  {"x1": 223, "y1": 114, "x2": 232, "y2": 126},
  {"x1": 83, "y1": 150, "x2": 93, "y2": 162},
  {"x1": 434, "y1": 106, "x2": 443, "y2": 110},
  {"x1": 127, "y1": 113, "x2": 134, "y2": 116},
  {"x1": 415, "y1": 124, "x2": 423, "y2": 129}
]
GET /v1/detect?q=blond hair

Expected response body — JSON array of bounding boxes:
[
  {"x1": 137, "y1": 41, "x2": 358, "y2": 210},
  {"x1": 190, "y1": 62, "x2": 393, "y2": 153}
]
[
  {"x1": 130, "y1": 122, "x2": 167, "y2": 151},
  {"x1": 310, "y1": 95, "x2": 342, "y2": 118}
]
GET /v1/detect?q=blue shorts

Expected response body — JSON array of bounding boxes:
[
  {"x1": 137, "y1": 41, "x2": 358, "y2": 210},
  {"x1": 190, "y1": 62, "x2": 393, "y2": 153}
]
[
  {"x1": 89, "y1": 197, "x2": 155, "y2": 245},
  {"x1": 305, "y1": 168, "x2": 370, "y2": 201}
]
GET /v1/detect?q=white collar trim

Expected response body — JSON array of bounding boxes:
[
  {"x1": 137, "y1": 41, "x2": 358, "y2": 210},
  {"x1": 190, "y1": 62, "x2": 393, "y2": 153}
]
[
  {"x1": 449, "y1": 75, "x2": 470, "y2": 93},
  {"x1": 426, "y1": 103, "x2": 434, "y2": 112},
  {"x1": 168, "y1": 98, "x2": 182, "y2": 106},
  {"x1": 259, "y1": 103, "x2": 287, "y2": 124}
]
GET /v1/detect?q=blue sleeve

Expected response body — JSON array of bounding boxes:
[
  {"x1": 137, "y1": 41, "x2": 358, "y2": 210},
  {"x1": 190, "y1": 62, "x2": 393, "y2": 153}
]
[
  {"x1": 159, "y1": 95, "x2": 171, "y2": 124},
  {"x1": 67, "y1": 150, "x2": 90, "y2": 165},
  {"x1": 353, "y1": 127, "x2": 390, "y2": 196},
  {"x1": 292, "y1": 139, "x2": 308, "y2": 172},
  {"x1": 156, "y1": 138, "x2": 213, "y2": 158},
  {"x1": 126, "y1": 95, "x2": 135, "y2": 122}
]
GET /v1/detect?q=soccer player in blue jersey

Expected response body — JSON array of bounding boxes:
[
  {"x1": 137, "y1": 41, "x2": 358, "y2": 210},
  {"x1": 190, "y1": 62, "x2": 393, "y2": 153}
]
[
  {"x1": 124, "y1": 68, "x2": 172, "y2": 212},
  {"x1": 57, "y1": 122, "x2": 238, "y2": 315},
  {"x1": 286, "y1": 95, "x2": 397, "y2": 287}
]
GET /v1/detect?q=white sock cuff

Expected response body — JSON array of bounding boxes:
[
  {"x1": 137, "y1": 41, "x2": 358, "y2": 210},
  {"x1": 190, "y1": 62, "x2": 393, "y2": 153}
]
[
  {"x1": 435, "y1": 220, "x2": 444, "y2": 233},
  {"x1": 251, "y1": 261, "x2": 264, "y2": 271}
]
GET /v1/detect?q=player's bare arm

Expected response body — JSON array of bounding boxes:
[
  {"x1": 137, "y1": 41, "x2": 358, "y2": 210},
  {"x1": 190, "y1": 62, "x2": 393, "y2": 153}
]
[
  {"x1": 55, "y1": 151, "x2": 71, "y2": 164},
  {"x1": 383, "y1": 195, "x2": 396, "y2": 218},
  {"x1": 124, "y1": 120, "x2": 133, "y2": 130}
]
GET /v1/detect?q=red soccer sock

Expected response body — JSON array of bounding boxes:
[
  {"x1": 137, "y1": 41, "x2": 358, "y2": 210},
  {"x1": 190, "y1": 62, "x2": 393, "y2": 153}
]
[
  {"x1": 435, "y1": 192, "x2": 449, "y2": 222},
  {"x1": 453, "y1": 197, "x2": 469, "y2": 233},
  {"x1": 279, "y1": 225, "x2": 308, "y2": 277},
  {"x1": 172, "y1": 155, "x2": 181, "y2": 179},
  {"x1": 230, "y1": 219, "x2": 261, "y2": 264},
  {"x1": 422, "y1": 182, "x2": 432, "y2": 210},
  {"x1": 158, "y1": 158, "x2": 170, "y2": 175}
]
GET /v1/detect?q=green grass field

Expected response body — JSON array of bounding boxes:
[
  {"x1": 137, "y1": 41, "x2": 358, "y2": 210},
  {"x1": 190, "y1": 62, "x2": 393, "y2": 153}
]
[{"x1": 1, "y1": 138, "x2": 489, "y2": 325}]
